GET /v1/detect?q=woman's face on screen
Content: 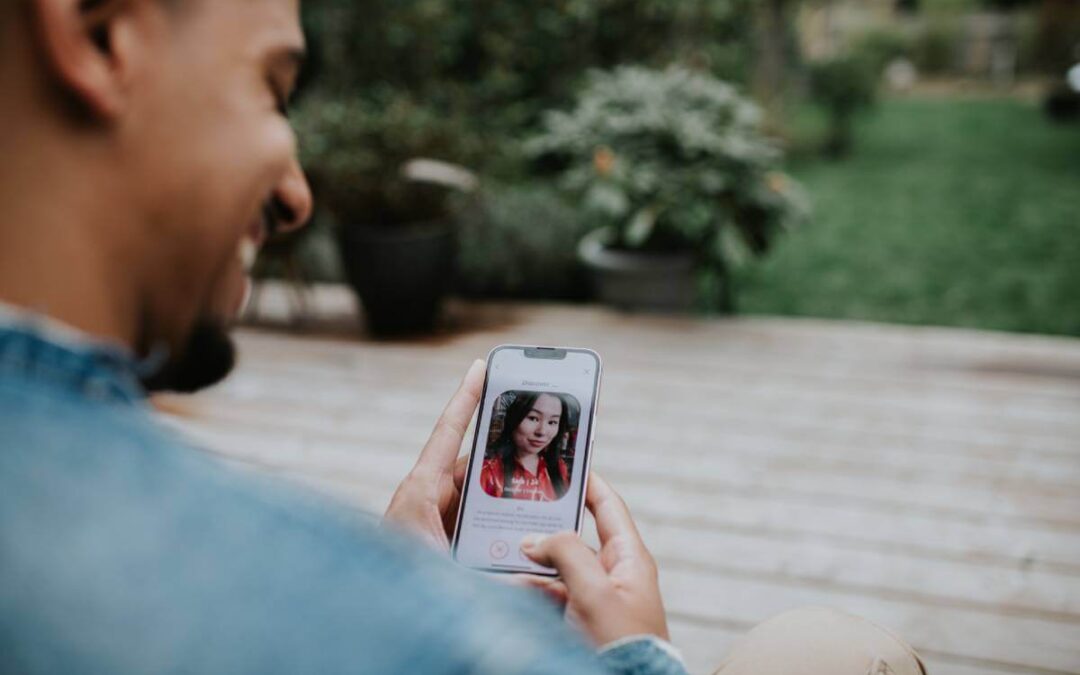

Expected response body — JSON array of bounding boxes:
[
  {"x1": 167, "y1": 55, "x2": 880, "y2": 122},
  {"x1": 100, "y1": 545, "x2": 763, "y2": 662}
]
[{"x1": 512, "y1": 394, "x2": 562, "y2": 456}]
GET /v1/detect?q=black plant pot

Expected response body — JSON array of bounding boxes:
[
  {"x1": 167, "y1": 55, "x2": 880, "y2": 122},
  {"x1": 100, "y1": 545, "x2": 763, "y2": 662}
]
[{"x1": 338, "y1": 218, "x2": 455, "y2": 336}]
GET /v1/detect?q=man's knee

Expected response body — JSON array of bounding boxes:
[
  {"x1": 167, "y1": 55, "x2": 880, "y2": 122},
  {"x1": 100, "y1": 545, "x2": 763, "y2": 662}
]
[{"x1": 714, "y1": 607, "x2": 926, "y2": 675}]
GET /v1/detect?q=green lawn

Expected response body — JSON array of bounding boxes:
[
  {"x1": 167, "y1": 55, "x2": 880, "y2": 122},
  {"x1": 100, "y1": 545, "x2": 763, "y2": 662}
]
[{"x1": 738, "y1": 97, "x2": 1080, "y2": 337}]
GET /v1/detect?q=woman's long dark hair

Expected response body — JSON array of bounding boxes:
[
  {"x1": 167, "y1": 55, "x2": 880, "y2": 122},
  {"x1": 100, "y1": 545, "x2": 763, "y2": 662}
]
[{"x1": 495, "y1": 392, "x2": 569, "y2": 498}]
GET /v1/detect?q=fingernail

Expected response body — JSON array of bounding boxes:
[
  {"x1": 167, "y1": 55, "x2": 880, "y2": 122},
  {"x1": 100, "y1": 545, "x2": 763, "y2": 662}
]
[{"x1": 520, "y1": 534, "x2": 546, "y2": 550}]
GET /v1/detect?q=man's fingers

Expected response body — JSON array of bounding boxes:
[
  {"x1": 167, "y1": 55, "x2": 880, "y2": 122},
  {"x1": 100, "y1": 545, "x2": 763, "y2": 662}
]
[
  {"x1": 453, "y1": 455, "x2": 469, "y2": 489},
  {"x1": 586, "y1": 472, "x2": 641, "y2": 545},
  {"x1": 521, "y1": 532, "x2": 608, "y2": 598},
  {"x1": 416, "y1": 360, "x2": 485, "y2": 470},
  {"x1": 440, "y1": 458, "x2": 469, "y2": 537}
]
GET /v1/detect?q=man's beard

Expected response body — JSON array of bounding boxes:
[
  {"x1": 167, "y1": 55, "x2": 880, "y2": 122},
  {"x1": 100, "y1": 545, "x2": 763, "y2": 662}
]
[{"x1": 141, "y1": 318, "x2": 236, "y2": 394}]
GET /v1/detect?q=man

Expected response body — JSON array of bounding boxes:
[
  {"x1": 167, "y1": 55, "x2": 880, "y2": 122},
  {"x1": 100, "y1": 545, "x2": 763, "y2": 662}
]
[{"x1": 0, "y1": 1, "x2": 924, "y2": 674}]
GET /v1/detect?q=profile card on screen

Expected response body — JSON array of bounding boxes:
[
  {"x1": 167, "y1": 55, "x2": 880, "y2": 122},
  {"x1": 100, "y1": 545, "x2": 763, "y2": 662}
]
[{"x1": 452, "y1": 345, "x2": 601, "y2": 576}]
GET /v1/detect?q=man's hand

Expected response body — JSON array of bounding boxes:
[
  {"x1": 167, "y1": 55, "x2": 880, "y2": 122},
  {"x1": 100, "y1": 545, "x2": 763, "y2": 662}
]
[
  {"x1": 383, "y1": 359, "x2": 485, "y2": 551},
  {"x1": 520, "y1": 473, "x2": 670, "y2": 646}
]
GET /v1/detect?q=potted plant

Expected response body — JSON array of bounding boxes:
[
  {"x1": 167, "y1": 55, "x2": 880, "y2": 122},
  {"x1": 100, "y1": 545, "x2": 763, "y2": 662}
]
[
  {"x1": 807, "y1": 55, "x2": 878, "y2": 158},
  {"x1": 293, "y1": 91, "x2": 474, "y2": 335},
  {"x1": 529, "y1": 66, "x2": 807, "y2": 312}
]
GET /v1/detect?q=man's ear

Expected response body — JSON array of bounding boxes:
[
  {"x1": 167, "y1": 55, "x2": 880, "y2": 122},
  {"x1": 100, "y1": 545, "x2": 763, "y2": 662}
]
[{"x1": 30, "y1": 0, "x2": 148, "y2": 120}]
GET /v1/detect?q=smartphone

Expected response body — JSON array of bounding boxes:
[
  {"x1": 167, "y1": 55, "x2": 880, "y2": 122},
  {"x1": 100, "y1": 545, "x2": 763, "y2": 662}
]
[{"x1": 451, "y1": 345, "x2": 602, "y2": 576}]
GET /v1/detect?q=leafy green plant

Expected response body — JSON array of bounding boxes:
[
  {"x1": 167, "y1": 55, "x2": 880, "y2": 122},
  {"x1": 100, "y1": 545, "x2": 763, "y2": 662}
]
[
  {"x1": 807, "y1": 56, "x2": 878, "y2": 158},
  {"x1": 292, "y1": 91, "x2": 477, "y2": 227},
  {"x1": 455, "y1": 184, "x2": 591, "y2": 300},
  {"x1": 528, "y1": 66, "x2": 807, "y2": 309},
  {"x1": 912, "y1": 19, "x2": 959, "y2": 75}
]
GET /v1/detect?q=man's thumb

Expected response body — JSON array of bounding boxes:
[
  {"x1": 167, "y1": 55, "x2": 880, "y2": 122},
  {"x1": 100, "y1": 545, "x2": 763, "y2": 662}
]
[{"x1": 521, "y1": 532, "x2": 607, "y2": 593}]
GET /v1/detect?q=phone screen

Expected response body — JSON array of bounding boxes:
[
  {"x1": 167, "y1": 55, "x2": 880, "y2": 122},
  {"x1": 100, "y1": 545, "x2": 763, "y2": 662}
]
[{"x1": 452, "y1": 345, "x2": 601, "y2": 576}]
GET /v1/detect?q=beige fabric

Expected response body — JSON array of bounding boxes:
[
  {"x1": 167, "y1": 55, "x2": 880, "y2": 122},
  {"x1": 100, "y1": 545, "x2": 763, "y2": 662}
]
[{"x1": 713, "y1": 607, "x2": 926, "y2": 675}]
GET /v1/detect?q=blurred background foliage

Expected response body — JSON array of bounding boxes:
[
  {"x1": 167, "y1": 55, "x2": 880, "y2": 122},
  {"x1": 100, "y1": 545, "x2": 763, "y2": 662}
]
[
  {"x1": 299, "y1": 0, "x2": 758, "y2": 177},
  {"x1": 286, "y1": 0, "x2": 1080, "y2": 335},
  {"x1": 453, "y1": 184, "x2": 591, "y2": 301},
  {"x1": 303, "y1": 0, "x2": 755, "y2": 117}
]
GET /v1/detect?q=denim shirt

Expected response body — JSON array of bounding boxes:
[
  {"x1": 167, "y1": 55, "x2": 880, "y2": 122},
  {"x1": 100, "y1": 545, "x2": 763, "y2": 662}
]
[{"x1": 0, "y1": 320, "x2": 686, "y2": 675}]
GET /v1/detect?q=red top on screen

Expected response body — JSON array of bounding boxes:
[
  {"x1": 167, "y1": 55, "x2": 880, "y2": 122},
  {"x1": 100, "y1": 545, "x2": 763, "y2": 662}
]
[{"x1": 480, "y1": 456, "x2": 570, "y2": 502}]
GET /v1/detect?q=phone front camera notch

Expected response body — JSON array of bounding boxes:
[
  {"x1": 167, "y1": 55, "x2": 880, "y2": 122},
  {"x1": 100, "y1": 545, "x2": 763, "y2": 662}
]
[{"x1": 524, "y1": 347, "x2": 568, "y2": 360}]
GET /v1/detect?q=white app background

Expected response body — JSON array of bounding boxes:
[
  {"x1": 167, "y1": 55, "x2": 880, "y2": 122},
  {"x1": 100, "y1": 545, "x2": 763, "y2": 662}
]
[{"x1": 455, "y1": 348, "x2": 598, "y2": 574}]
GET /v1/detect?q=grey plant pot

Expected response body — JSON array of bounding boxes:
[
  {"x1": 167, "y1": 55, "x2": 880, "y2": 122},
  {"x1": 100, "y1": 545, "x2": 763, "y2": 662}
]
[{"x1": 577, "y1": 228, "x2": 697, "y2": 313}]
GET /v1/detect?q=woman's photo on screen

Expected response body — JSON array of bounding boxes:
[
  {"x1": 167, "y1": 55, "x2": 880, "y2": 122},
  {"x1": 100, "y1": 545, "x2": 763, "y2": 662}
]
[{"x1": 480, "y1": 391, "x2": 579, "y2": 502}]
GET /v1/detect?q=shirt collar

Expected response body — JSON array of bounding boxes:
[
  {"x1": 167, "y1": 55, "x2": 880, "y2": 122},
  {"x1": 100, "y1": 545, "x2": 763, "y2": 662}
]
[{"x1": 0, "y1": 301, "x2": 146, "y2": 404}]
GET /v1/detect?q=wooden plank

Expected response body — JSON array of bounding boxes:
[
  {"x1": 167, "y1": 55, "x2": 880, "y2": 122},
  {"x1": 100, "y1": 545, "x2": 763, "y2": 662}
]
[
  {"x1": 660, "y1": 568, "x2": 1080, "y2": 674},
  {"x1": 603, "y1": 446, "x2": 1080, "y2": 528},
  {"x1": 638, "y1": 522, "x2": 1080, "y2": 620},
  {"x1": 617, "y1": 479, "x2": 1080, "y2": 574}
]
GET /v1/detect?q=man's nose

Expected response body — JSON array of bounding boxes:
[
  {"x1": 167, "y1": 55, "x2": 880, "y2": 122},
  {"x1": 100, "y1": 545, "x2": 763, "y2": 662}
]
[{"x1": 270, "y1": 159, "x2": 313, "y2": 234}]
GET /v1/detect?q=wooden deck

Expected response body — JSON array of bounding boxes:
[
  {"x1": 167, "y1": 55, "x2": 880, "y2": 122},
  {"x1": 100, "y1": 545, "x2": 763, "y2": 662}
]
[{"x1": 161, "y1": 285, "x2": 1080, "y2": 675}]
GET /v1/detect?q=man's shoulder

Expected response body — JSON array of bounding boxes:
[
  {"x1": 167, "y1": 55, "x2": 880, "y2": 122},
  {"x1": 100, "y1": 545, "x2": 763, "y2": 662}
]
[
  {"x1": 0, "y1": 374, "x2": 230, "y2": 520},
  {"x1": 0, "y1": 369, "x2": 158, "y2": 452}
]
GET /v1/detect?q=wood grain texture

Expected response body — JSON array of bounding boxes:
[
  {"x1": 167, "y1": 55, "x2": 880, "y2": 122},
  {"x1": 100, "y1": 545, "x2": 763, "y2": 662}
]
[{"x1": 163, "y1": 287, "x2": 1080, "y2": 674}]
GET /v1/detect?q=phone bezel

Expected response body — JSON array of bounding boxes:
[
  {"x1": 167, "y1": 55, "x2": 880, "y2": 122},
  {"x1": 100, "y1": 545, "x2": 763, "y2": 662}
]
[{"x1": 450, "y1": 344, "x2": 602, "y2": 577}]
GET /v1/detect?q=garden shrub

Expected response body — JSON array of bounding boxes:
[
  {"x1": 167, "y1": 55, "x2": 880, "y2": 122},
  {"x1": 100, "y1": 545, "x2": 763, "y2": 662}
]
[
  {"x1": 807, "y1": 56, "x2": 878, "y2": 157},
  {"x1": 530, "y1": 66, "x2": 807, "y2": 310},
  {"x1": 455, "y1": 185, "x2": 591, "y2": 300}
]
